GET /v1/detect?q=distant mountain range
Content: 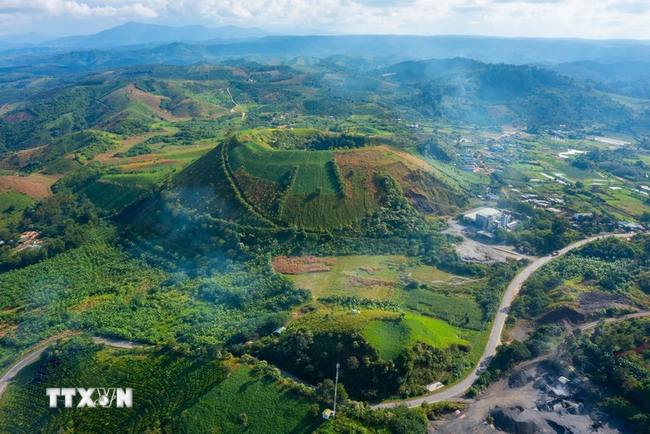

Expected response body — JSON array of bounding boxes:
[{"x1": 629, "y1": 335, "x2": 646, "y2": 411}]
[
  {"x1": 0, "y1": 22, "x2": 270, "y2": 49},
  {"x1": 3, "y1": 23, "x2": 650, "y2": 72}
]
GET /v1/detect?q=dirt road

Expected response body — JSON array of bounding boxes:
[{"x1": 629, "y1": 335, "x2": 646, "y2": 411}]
[{"x1": 372, "y1": 233, "x2": 630, "y2": 409}]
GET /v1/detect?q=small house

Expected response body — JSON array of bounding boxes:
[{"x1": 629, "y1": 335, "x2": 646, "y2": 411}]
[
  {"x1": 352, "y1": 309, "x2": 360, "y2": 315},
  {"x1": 273, "y1": 326, "x2": 286, "y2": 336},
  {"x1": 322, "y1": 409, "x2": 334, "y2": 419}
]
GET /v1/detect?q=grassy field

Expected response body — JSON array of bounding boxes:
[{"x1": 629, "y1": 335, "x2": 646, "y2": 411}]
[
  {"x1": 0, "y1": 191, "x2": 34, "y2": 228},
  {"x1": 285, "y1": 255, "x2": 456, "y2": 300},
  {"x1": 395, "y1": 288, "x2": 486, "y2": 331},
  {"x1": 362, "y1": 313, "x2": 468, "y2": 360},
  {"x1": 172, "y1": 364, "x2": 324, "y2": 434},
  {"x1": 228, "y1": 141, "x2": 336, "y2": 194}
]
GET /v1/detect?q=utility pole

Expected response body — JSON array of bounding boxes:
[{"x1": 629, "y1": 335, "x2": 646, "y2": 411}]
[{"x1": 333, "y1": 363, "x2": 340, "y2": 418}]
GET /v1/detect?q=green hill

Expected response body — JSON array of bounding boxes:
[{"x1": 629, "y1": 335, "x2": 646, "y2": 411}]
[{"x1": 136, "y1": 131, "x2": 467, "y2": 232}]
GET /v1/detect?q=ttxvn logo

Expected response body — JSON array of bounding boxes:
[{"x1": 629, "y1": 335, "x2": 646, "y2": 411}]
[{"x1": 46, "y1": 388, "x2": 133, "y2": 408}]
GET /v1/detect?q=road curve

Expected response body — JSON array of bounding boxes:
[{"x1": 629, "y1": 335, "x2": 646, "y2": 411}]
[
  {"x1": 372, "y1": 233, "x2": 631, "y2": 409},
  {"x1": 0, "y1": 346, "x2": 49, "y2": 400},
  {"x1": 0, "y1": 337, "x2": 151, "y2": 400}
]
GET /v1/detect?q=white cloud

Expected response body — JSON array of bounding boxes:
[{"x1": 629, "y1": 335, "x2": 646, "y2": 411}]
[
  {"x1": 0, "y1": 0, "x2": 157, "y2": 17},
  {"x1": 0, "y1": 0, "x2": 649, "y2": 39}
]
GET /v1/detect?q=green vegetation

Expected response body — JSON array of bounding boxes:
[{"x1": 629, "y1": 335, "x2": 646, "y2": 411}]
[
  {"x1": 250, "y1": 308, "x2": 478, "y2": 400},
  {"x1": 570, "y1": 318, "x2": 650, "y2": 433},
  {"x1": 362, "y1": 313, "x2": 467, "y2": 360},
  {"x1": 79, "y1": 180, "x2": 147, "y2": 212},
  {"x1": 172, "y1": 364, "x2": 324, "y2": 433},
  {"x1": 510, "y1": 235, "x2": 650, "y2": 324},
  {"x1": 228, "y1": 141, "x2": 337, "y2": 193},
  {"x1": 396, "y1": 288, "x2": 485, "y2": 330},
  {"x1": 0, "y1": 191, "x2": 34, "y2": 228},
  {"x1": 0, "y1": 54, "x2": 649, "y2": 434},
  {"x1": 0, "y1": 337, "x2": 225, "y2": 434}
]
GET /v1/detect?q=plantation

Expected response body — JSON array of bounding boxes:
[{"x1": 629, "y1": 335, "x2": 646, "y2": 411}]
[
  {"x1": 0, "y1": 338, "x2": 225, "y2": 434},
  {"x1": 362, "y1": 313, "x2": 467, "y2": 360},
  {"x1": 172, "y1": 364, "x2": 324, "y2": 434},
  {"x1": 0, "y1": 225, "x2": 309, "y2": 369},
  {"x1": 222, "y1": 136, "x2": 467, "y2": 229}
]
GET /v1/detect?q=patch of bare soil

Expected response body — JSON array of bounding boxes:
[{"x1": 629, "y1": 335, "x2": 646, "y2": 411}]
[
  {"x1": 0, "y1": 175, "x2": 52, "y2": 199},
  {"x1": 3, "y1": 111, "x2": 34, "y2": 123},
  {"x1": 272, "y1": 256, "x2": 335, "y2": 274},
  {"x1": 0, "y1": 146, "x2": 45, "y2": 170},
  {"x1": 578, "y1": 291, "x2": 629, "y2": 312},
  {"x1": 125, "y1": 84, "x2": 172, "y2": 119},
  {"x1": 505, "y1": 320, "x2": 534, "y2": 344}
]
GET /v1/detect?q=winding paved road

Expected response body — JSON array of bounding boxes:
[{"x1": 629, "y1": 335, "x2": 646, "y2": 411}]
[
  {"x1": 0, "y1": 337, "x2": 150, "y2": 400},
  {"x1": 0, "y1": 346, "x2": 48, "y2": 399},
  {"x1": 373, "y1": 233, "x2": 631, "y2": 409}
]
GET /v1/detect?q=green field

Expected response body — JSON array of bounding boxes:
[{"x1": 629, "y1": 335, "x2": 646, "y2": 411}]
[
  {"x1": 294, "y1": 309, "x2": 400, "y2": 334},
  {"x1": 362, "y1": 313, "x2": 468, "y2": 360},
  {"x1": 172, "y1": 364, "x2": 324, "y2": 434},
  {"x1": 0, "y1": 191, "x2": 34, "y2": 228},
  {"x1": 285, "y1": 255, "x2": 457, "y2": 300},
  {"x1": 228, "y1": 141, "x2": 336, "y2": 194},
  {"x1": 395, "y1": 288, "x2": 485, "y2": 331}
]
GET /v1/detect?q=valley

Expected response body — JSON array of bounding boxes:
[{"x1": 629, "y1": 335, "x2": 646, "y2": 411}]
[{"x1": 0, "y1": 39, "x2": 648, "y2": 434}]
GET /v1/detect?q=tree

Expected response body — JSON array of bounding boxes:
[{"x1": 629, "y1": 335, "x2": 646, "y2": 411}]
[
  {"x1": 316, "y1": 379, "x2": 348, "y2": 406},
  {"x1": 237, "y1": 413, "x2": 248, "y2": 427}
]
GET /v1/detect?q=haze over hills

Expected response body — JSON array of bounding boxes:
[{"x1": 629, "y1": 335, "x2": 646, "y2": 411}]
[
  {"x1": 3, "y1": 24, "x2": 650, "y2": 72},
  {"x1": 0, "y1": 22, "x2": 270, "y2": 51},
  {"x1": 41, "y1": 22, "x2": 271, "y2": 49}
]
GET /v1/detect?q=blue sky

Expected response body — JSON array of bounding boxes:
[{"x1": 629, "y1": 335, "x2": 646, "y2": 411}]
[{"x1": 1, "y1": 0, "x2": 649, "y2": 39}]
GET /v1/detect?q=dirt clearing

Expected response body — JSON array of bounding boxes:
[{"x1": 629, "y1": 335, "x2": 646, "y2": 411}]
[
  {"x1": 272, "y1": 256, "x2": 336, "y2": 274},
  {"x1": 0, "y1": 174, "x2": 54, "y2": 199}
]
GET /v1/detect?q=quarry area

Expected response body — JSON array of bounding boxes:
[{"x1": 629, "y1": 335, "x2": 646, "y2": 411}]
[{"x1": 432, "y1": 359, "x2": 629, "y2": 434}]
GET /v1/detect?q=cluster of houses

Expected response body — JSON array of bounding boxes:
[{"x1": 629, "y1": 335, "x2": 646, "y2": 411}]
[
  {"x1": 12, "y1": 231, "x2": 43, "y2": 252},
  {"x1": 458, "y1": 152, "x2": 481, "y2": 172}
]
